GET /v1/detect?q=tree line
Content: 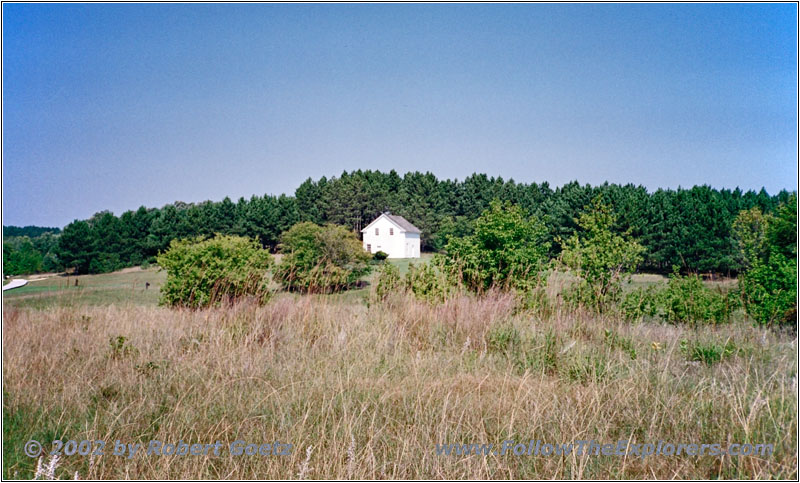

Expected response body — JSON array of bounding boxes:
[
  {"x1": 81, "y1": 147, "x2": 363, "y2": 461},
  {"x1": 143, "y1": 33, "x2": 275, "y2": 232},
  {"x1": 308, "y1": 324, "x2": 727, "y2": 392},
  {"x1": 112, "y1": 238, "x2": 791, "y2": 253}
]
[
  {"x1": 3, "y1": 170, "x2": 794, "y2": 276},
  {"x1": 3, "y1": 226, "x2": 61, "y2": 275}
]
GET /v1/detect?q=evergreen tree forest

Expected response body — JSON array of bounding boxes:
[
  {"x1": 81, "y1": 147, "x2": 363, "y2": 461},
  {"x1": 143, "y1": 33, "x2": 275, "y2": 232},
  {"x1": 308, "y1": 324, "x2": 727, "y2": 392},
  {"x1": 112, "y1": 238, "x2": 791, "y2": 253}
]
[{"x1": 3, "y1": 170, "x2": 795, "y2": 276}]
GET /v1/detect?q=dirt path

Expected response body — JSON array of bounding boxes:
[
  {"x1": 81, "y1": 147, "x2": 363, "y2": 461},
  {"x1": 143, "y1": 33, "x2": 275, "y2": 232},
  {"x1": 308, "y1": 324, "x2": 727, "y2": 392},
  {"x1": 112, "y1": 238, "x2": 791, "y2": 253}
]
[{"x1": 2, "y1": 279, "x2": 28, "y2": 291}]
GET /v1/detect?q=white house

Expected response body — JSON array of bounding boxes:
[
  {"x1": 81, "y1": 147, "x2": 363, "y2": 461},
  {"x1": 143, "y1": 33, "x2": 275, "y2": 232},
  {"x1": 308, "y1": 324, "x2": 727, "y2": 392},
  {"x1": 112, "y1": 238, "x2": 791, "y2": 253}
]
[{"x1": 361, "y1": 212, "x2": 421, "y2": 258}]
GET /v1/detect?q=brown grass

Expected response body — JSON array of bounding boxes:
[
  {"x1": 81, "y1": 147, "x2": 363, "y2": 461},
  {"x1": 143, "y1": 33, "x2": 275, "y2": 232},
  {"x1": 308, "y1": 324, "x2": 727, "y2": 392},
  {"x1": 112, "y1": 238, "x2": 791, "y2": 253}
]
[{"x1": 3, "y1": 293, "x2": 796, "y2": 479}]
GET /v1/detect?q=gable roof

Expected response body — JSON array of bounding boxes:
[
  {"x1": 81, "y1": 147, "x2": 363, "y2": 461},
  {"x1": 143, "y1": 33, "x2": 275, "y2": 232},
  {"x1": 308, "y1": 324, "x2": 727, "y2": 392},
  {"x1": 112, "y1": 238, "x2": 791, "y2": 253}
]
[
  {"x1": 385, "y1": 214, "x2": 421, "y2": 234},
  {"x1": 361, "y1": 212, "x2": 421, "y2": 234}
]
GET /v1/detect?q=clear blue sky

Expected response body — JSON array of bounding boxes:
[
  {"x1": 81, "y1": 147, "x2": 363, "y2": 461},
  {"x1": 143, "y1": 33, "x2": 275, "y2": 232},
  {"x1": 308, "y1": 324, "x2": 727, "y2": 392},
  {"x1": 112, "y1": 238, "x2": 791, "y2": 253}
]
[{"x1": 3, "y1": 3, "x2": 797, "y2": 227}]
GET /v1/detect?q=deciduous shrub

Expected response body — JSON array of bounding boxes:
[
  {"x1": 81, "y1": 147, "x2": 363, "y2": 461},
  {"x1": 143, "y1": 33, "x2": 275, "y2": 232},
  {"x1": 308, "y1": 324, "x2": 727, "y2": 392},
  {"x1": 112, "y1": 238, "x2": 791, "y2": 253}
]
[
  {"x1": 621, "y1": 270, "x2": 739, "y2": 325},
  {"x1": 404, "y1": 259, "x2": 453, "y2": 304},
  {"x1": 738, "y1": 195, "x2": 797, "y2": 326},
  {"x1": 740, "y1": 256, "x2": 796, "y2": 326},
  {"x1": 561, "y1": 197, "x2": 645, "y2": 312},
  {"x1": 374, "y1": 263, "x2": 401, "y2": 300},
  {"x1": 274, "y1": 222, "x2": 372, "y2": 293},
  {"x1": 732, "y1": 207, "x2": 769, "y2": 270},
  {"x1": 439, "y1": 200, "x2": 550, "y2": 293},
  {"x1": 658, "y1": 271, "x2": 739, "y2": 325},
  {"x1": 373, "y1": 251, "x2": 389, "y2": 261},
  {"x1": 619, "y1": 285, "x2": 661, "y2": 321},
  {"x1": 156, "y1": 235, "x2": 273, "y2": 308}
]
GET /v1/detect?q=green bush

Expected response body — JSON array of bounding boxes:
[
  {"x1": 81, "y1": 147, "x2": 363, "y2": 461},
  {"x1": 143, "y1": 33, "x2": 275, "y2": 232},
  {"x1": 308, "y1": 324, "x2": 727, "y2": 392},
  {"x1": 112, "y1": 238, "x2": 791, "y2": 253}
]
[
  {"x1": 108, "y1": 335, "x2": 137, "y2": 360},
  {"x1": 740, "y1": 252, "x2": 797, "y2": 326},
  {"x1": 404, "y1": 260, "x2": 453, "y2": 304},
  {"x1": 156, "y1": 235, "x2": 273, "y2": 308},
  {"x1": 374, "y1": 262, "x2": 401, "y2": 299},
  {"x1": 619, "y1": 285, "x2": 661, "y2": 321},
  {"x1": 373, "y1": 251, "x2": 389, "y2": 261},
  {"x1": 621, "y1": 270, "x2": 739, "y2": 325},
  {"x1": 659, "y1": 271, "x2": 738, "y2": 325},
  {"x1": 738, "y1": 195, "x2": 797, "y2": 326},
  {"x1": 561, "y1": 197, "x2": 645, "y2": 312},
  {"x1": 274, "y1": 222, "x2": 372, "y2": 293},
  {"x1": 731, "y1": 206, "x2": 768, "y2": 270},
  {"x1": 3, "y1": 237, "x2": 44, "y2": 276},
  {"x1": 440, "y1": 200, "x2": 550, "y2": 293}
]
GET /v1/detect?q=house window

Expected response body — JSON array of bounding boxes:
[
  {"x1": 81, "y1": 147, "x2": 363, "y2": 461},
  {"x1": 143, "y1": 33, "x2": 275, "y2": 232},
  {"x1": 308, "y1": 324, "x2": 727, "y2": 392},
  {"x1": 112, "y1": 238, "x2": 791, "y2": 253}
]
[
  {"x1": 375, "y1": 228, "x2": 379, "y2": 235},
  {"x1": 389, "y1": 228, "x2": 394, "y2": 235},
  {"x1": 367, "y1": 244, "x2": 371, "y2": 252}
]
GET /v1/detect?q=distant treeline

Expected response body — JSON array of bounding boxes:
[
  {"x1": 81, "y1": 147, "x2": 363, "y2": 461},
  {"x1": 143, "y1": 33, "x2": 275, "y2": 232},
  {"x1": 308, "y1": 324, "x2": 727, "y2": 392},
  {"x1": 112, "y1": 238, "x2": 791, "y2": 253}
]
[
  {"x1": 3, "y1": 170, "x2": 795, "y2": 276},
  {"x1": 3, "y1": 225, "x2": 60, "y2": 238}
]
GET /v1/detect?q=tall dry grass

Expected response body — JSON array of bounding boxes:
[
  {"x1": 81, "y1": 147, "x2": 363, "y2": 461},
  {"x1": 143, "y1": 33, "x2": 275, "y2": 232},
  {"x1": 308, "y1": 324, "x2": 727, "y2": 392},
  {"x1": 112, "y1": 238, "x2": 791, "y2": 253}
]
[{"x1": 3, "y1": 292, "x2": 797, "y2": 479}]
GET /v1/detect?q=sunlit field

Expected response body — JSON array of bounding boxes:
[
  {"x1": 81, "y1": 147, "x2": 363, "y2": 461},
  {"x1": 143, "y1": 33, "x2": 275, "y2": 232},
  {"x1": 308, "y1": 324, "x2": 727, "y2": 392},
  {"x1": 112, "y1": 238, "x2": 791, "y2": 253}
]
[
  {"x1": 3, "y1": 268, "x2": 165, "y2": 309},
  {"x1": 2, "y1": 265, "x2": 796, "y2": 479}
]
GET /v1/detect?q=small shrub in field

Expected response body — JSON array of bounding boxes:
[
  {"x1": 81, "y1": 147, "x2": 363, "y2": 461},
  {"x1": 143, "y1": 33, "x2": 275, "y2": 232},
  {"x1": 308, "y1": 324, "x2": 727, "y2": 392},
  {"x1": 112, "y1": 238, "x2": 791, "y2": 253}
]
[
  {"x1": 157, "y1": 234, "x2": 273, "y2": 308},
  {"x1": 108, "y1": 336, "x2": 136, "y2": 359},
  {"x1": 659, "y1": 271, "x2": 738, "y2": 325},
  {"x1": 621, "y1": 271, "x2": 738, "y2": 325},
  {"x1": 440, "y1": 200, "x2": 550, "y2": 293},
  {"x1": 274, "y1": 222, "x2": 371, "y2": 293},
  {"x1": 560, "y1": 197, "x2": 645, "y2": 312},
  {"x1": 373, "y1": 250, "x2": 388, "y2": 261},
  {"x1": 517, "y1": 286, "x2": 552, "y2": 318},
  {"x1": 404, "y1": 260, "x2": 453, "y2": 304},
  {"x1": 374, "y1": 263, "x2": 401, "y2": 299},
  {"x1": 736, "y1": 195, "x2": 797, "y2": 326},
  {"x1": 620, "y1": 286, "x2": 661, "y2": 321},
  {"x1": 740, "y1": 255, "x2": 796, "y2": 326}
]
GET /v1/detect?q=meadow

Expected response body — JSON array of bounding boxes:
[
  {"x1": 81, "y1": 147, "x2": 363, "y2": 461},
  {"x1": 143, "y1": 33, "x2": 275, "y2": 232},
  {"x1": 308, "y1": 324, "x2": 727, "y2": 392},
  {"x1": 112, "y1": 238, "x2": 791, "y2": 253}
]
[{"x1": 2, "y1": 262, "x2": 797, "y2": 479}]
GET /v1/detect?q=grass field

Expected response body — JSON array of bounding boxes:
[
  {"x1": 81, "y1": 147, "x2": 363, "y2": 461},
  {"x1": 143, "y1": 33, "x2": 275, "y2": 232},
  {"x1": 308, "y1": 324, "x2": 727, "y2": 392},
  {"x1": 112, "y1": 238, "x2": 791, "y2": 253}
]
[
  {"x1": 2, "y1": 263, "x2": 797, "y2": 479},
  {"x1": 0, "y1": 254, "x2": 725, "y2": 311},
  {"x1": 3, "y1": 268, "x2": 165, "y2": 310}
]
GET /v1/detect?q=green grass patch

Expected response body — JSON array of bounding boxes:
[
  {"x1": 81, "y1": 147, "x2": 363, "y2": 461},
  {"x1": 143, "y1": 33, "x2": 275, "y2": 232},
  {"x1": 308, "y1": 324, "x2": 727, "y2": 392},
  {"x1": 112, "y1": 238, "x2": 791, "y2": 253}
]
[{"x1": 3, "y1": 268, "x2": 165, "y2": 309}]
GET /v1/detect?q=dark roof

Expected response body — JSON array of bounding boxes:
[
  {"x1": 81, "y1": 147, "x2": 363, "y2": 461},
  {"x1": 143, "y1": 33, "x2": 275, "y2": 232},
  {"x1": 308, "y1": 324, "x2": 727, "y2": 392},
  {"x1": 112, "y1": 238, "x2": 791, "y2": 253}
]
[{"x1": 385, "y1": 213, "x2": 421, "y2": 234}]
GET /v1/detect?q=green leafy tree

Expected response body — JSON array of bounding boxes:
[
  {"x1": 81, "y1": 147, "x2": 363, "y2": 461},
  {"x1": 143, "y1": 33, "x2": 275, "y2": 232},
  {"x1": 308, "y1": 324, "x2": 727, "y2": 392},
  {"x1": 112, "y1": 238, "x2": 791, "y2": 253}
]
[
  {"x1": 2, "y1": 237, "x2": 43, "y2": 275},
  {"x1": 440, "y1": 200, "x2": 550, "y2": 292},
  {"x1": 274, "y1": 222, "x2": 372, "y2": 293},
  {"x1": 739, "y1": 194, "x2": 797, "y2": 325},
  {"x1": 731, "y1": 206, "x2": 768, "y2": 270},
  {"x1": 157, "y1": 234, "x2": 273, "y2": 308},
  {"x1": 561, "y1": 197, "x2": 645, "y2": 311}
]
